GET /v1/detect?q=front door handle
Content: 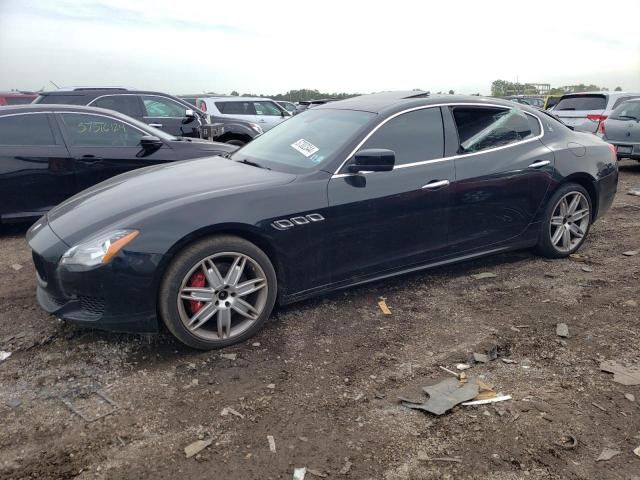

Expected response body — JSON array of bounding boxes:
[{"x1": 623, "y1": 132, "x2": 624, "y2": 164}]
[
  {"x1": 422, "y1": 179, "x2": 450, "y2": 190},
  {"x1": 528, "y1": 160, "x2": 550, "y2": 168},
  {"x1": 258, "y1": 119, "x2": 266, "y2": 123},
  {"x1": 149, "y1": 123, "x2": 163, "y2": 128},
  {"x1": 78, "y1": 155, "x2": 103, "y2": 164}
]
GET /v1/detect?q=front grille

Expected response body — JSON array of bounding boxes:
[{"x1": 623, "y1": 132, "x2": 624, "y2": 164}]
[
  {"x1": 32, "y1": 251, "x2": 48, "y2": 282},
  {"x1": 79, "y1": 296, "x2": 105, "y2": 316}
]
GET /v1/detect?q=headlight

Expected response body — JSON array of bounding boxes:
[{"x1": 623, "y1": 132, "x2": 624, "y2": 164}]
[
  {"x1": 249, "y1": 123, "x2": 263, "y2": 134},
  {"x1": 60, "y1": 230, "x2": 139, "y2": 269}
]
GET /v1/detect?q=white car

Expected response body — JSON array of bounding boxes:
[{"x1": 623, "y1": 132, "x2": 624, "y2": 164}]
[
  {"x1": 553, "y1": 91, "x2": 640, "y2": 133},
  {"x1": 197, "y1": 97, "x2": 291, "y2": 131}
]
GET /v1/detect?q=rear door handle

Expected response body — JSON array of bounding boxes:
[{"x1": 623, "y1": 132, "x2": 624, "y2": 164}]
[
  {"x1": 422, "y1": 179, "x2": 450, "y2": 190},
  {"x1": 78, "y1": 155, "x2": 103, "y2": 164},
  {"x1": 149, "y1": 123, "x2": 163, "y2": 128},
  {"x1": 528, "y1": 160, "x2": 550, "y2": 168}
]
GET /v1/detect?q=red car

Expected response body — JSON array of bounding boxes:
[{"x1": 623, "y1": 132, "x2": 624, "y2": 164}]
[{"x1": 0, "y1": 92, "x2": 37, "y2": 106}]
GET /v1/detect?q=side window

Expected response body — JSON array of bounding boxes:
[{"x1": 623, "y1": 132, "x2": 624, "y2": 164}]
[
  {"x1": 254, "y1": 101, "x2": 282, "y2": 116},
  {"x1": 360, "y1": 108, "x2": 444, "y2": 166},
  {"x1": 0, "y1": 113, "x2": 57, "y2": 146},
  {"x1": 612, "y1": 96, "x2": 640, "y2": 109},
  {"x1": 92, "y1": 95, "x2": 141, "y2": 117},
  {"x1": 141, "y1": 96, "x2": 186, "y2": 117},
  {"x1": 216, "y1": 102, "x2": 257, "y2": 115},
  {"x1": 452, "y1": 107, "x2": 536, "y2": 154},
  {"x1": 59, "y1": 113, "x2": 144, "y2": 147}
]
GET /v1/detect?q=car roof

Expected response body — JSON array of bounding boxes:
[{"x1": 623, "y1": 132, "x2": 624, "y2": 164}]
[
  {"x1": 39, "y1": 88, "x2": 176, "y2": 97},
  {"x1": 314, "y1": 91, "x2": 529, "y2": 115},
  {"x1": 0, "y1": 103, "x2": 143, "y2": 119},
  {"x1": 0, "y1": 91, "x2": 38, "y2": 97}
]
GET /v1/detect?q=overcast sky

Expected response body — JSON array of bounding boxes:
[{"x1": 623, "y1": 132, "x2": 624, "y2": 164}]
[{"x1": 1, "y1": 0, "x2": 639, "y2": 96}]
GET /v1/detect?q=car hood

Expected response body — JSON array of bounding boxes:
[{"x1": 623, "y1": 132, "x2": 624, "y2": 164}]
[
  {"x1": 47, "y1": 157, "x2": 296, "y2": 245},
  {"x1": 169, "y1": 138, "x2": 238, "y2": 154}
]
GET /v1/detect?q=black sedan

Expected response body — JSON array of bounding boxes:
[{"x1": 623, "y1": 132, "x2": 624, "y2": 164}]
[
  {"x1": 0, "y1": 105, "x2": 237, "y2": 223},
  {"x1": 27, "y1": 92, "x2": 618, "y2": 349}
]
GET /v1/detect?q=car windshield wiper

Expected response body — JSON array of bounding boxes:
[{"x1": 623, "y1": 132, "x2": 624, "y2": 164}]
[
  {"x1": 611, "y1": 115, "x2": 639, "y2": 121},
  {"x1": 235, "y1": 158, "x2": 271, "y2": 170},
  {"x1": 558, "y1": 108, "x2": 576, "y2": 111}
]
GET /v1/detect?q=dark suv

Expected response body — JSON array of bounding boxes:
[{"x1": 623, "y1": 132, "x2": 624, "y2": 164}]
[{"x1": 34, "y1": 88, "x2": 205, "y2": 138}]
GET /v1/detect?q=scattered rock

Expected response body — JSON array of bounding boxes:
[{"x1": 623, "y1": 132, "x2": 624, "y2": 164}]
[
  {"x1": 184, "y1": 438, "x2": 213, "y2": 458},
  {"x1": 600, "y1": 360, "x2": 640, "y2": 385},
  {"x1": 473, "y1": 353, "x2": 490, "y2": 363},
  {"x1": 220, "y1": 353, "x2": 237, "y2": 361},
  {"x1": 596, "y1": 448, "x2": 622, "y2": 462},
  {"x1": 471, "y1": 272, "x2": 496, "y2": 280},
  {"x1": 556, "y1": 323, "x2": 569, "y2": 338},
  {"x1": 502, "y1": 358, "x2": 518, "y2": 364},
  {"x1": 569, "y1": 253, "x2": 589, "y2": 263},
  {"x1": 5, "y1": 398, "x2": 21, "y2": 408},
  {"x1": 266, "y1": 383, "x2": 276, "y2": 389},
  {"x1": 339, "y1": 458, "x2": 353, "y2": 475},
  {"x1": 581, "y1": 266, "x2": 593, "y2": 272},
  {"x1": 623, "y1": 300, "x2": 638, "y2": 308},
  {"x1": 456, "y1": 363, "x2": 472, "y2": 371},
  {"x1": 0, "y1": 351, "x2": 11, "y2": 362},
  {"x1": 307, "y1": 468, "x2": 328, "y2": 478},
  {"x1": 221, "y1": 407, "x2": 244, "y2": 419},
  {"x1": 267, "y1": 435, "x2": 276, "y2": 453},
  {"x1": 622, "y1": 250, "x2": 639, "y2": 256},
  {"x1": 10, "y1": 264, "x2": 23, "y2": 271},
  {"x1": 628, "y1": 188, "x2": 640, "y2": 197},
  {"x1": 252, "y1": 342, "x2": 261, "y2": 347},
  {"x1": 634, "y1": 446, "x2": 640, "y2": 458},
  {"x1": 293, "y1": 467, "x2": 307, "y2": 480},
  {"x1": 625, "y1": 393, "x2": 636, "y2": 402}
]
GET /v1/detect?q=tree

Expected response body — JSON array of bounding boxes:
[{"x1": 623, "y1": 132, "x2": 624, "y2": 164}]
[
  {"x1": 448, "y1": 90, "x2": 455, "y2": 95},
  {"x1": 615, "y1": 86, "x2": 622, "y2": 91},
  {"x1": 230, "y1": 91, "x2": 239, "y2": 96},
  {"x1": 491, "y1": 80, "x2": 515, "y2": 97}
]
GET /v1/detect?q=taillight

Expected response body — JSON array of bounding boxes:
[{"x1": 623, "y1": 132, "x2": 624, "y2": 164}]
[
  {"x1": 587, "y1": 114, "x2": 607, "y2": 122},
  {"x1": 199, "y1": 101, "x2": 207, "y2": 112},
  {"x1": 597, "y1": 120, "x2": 606, "y2": 135},
  {"x1": 607, "y1": 143, "x2": 617, "y2": 160}
]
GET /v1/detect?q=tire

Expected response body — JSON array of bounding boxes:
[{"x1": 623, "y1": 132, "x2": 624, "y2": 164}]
[
  {"x1": 535, "y1": 182, "x2": 593, "y2": 258},
  {"x1": 159, "y1": 235, "x2": 277, "y2": 350},
  {"x1": 225, "y1": 139, "x2": 246, "y2": 147}
]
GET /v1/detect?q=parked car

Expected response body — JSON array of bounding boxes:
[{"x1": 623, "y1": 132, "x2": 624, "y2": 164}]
[
  {"x1": 34, "y1": 87, "x2": 207, "y2": 138},
  {"x1": 552, "y1": 91, "x2": 640, "y2": 133},
  {"x1": 0, "y1": 91, "x2": 37, "y2": 106},
  {"x1": 197, "y1": 97, "x2": 291, "y2": 131},
  {"x1": 295, "y1": 101, "x2": 311, "y2": 114},
  {"x1": 544, "y1": 95, "x2": 562, "y2": 110},
  {"x1": 277, "y1": 101, "x2": 298, "y2": 115},
  {"x1": 27, "y1": 92, "x2": 618, "y2": 349},
  {"x1": 504, "y1": 96, "x2": 544, "y2": 109},
  {"x1": 0, "y1": 104, "x2": 237, "y2": 223},
  {"x1": 597, "y1": 98, "x2": 640, "y2": 161}
]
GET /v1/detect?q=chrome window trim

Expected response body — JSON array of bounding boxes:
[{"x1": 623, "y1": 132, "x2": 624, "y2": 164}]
[{"x1": 332, "y1": 103, "x2": 545, "y2": 177}]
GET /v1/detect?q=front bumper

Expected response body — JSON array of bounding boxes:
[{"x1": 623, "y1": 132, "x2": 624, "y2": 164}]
[{"x1": 28, "y1": 221, "x2": 162, "y2": 334}]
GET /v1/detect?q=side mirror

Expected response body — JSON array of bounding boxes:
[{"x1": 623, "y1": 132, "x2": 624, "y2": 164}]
[
  {"x1": 140, "y1": 135, "x2": 163, "y2": 149},
  {"x1": 348, "y1": 149, "x2": 395, "y2": 173}
]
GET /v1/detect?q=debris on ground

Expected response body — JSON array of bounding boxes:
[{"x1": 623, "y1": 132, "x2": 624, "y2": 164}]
[
  {"x1": 556, "y1": 323, "x2": 569, "y2": 338},
  {"x1": 600, "y1": 360, "x2": 640, "y2": 385},
  {"x1": 251, "y1": 342, "x2": 261, "y2": 347},
  {"x1": 219, "y1": 353, "x2": 238, "y2": 361},
  {"x1": 634, "y1": 446, "x2": 640, "y2": 458},
  {"x1": 471, "y1": 272, "x2": 496, "y2": 280},
  {"x1": 267, "y1": 435, "x2": 276, "y2": 453},
  {"x1": 339, "y1": 458, "x2": 353, "y2": 475},
  {"x1": 628, "y1": 188, "x2": 640, "y2": 196},
  {"x1": 624, "y1": 393, "x2": 635, "y2": 402},
  {"x1": 221, "y1": 407, "x2": 244, "y2": 419},
  {"x1": 623, "y1": 300, "x2": 638, "y2": 308},
  {"x1": 622, "y1": 250, "x2": 638, "y2": 256},
  {"x1": 592, "y1": 402, "x2": 607, "y2": 412},
  {"x1": 472, "y1": 380, "x2": 497, "y2": 401},
  {"x1": 5, "y1": 398, "x2": 21, "y2": 408},
  {"x1": 596, "y1": 448, "x2": 622, "y2": 462},
  {"x1": 555, "y1": 434, "x2": 578, "y2": 450},
  {"x1": 0, "y1": 351, "x2": 11, "y2": 361},
  {"x1": 293, "y1": 467, "x2": 306, "y2": 480},
  {"x1": 473, "y1": 352, "x2": 490, "y2": 363},
  {"x1": 581, "y1": 266, "x2": 593, "y2": 272},
  {"x1": 266, "y1": 383, "x2": 276, "y2": 389},
  {"x1": 59, "y1": 390, "x2": 118, "y2": 423},
  {"x1": 400, "y1": 377, "x2": 480, "y2": 415},
  {"x1": 502, "y1": 358, "x2": 518, "y2": 364},
  {"x1": 306, "y1": 468, "x2": 328, "y2": 478},
  {"x1": 456, "y1": 363, "x2": 472, "y2": 371},
  {"x1": 462, "y1": 395, "x2": 512, "y2": 406},
  {"x1": 10, "y1": 264, "x2": 22, "y2": 271},
  {"x1": 417, "y1": 453, "x2": 462, "y2": 463},
  {"x1": 184, "y1": 438, "x2": 213, "y2": 458},
  {"x1": 378, "y1": 300, "x2": 392, "y2": 315},
  {"x1": 569, "y1": 253, "x2": 589, "y2": 263}
]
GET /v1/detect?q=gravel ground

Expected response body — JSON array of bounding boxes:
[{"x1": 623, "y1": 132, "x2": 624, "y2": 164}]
[{"x1": 1, "y1": 162, "x2": 639, "y2": 480}]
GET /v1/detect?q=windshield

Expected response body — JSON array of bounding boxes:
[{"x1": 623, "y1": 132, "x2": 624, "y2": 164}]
[
  {"x1": 610, "y1": 101, "x2": 640, "y2": 120},
  {"x1": 231, "y1": 109, "x2": 375, "y2": 172}
]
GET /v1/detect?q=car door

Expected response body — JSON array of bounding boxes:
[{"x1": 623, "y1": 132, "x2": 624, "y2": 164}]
[
  {"x1": 0, "y1": 112, "x2": 75, "y2": 221},
  {"x1": 141, "y1": 95, "x2": 197, "y2": 137},
  {"x1": 445, "y1": 105, "x2": 554, "y2": 253},
  {"x1": 56, "y1": 111, "x2": 177, "y2": 191},
  {"x1": 325, "y1": 107, "x2": 453, "y2": 283},
  {"x1": 89, "y1": 94, "x2": 145, "y2": 121},
  {"x1": 252, "y1": 101, "x2": 288, "y2": 131}
]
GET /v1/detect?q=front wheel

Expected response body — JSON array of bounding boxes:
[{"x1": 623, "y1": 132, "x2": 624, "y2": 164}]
[
  {"x1": 159, "y1": 235, "x2": 277, "y2": 350},
  {"x1": 535, "y1": 183, "x2": 592, "y2": 258}
]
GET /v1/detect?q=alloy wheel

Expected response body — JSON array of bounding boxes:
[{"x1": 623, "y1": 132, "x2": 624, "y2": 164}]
[
  {"x1": 548, "y1": 191, "x2": 590, "y2": 253},
  {"x1": 176, "y1": 252, "x2": 268, "y2": 341}
]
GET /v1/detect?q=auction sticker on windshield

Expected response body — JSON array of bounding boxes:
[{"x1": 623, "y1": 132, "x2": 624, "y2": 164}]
[{"x1": 291, "y1": 139, "x2": 319, "y2": 157}]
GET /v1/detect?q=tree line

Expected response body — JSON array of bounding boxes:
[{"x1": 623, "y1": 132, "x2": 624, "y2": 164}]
[{"x1": 491, "y1": 79, "x2": 624, "y2": 97}]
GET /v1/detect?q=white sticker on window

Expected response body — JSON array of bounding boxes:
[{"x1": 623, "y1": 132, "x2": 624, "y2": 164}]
[{"x1": 291, "y1": 138, "x2": 319, "y2": 157}]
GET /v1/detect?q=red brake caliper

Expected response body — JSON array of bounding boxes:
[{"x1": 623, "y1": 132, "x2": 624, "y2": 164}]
[{"x1": 188, "y1": 270, "x2": 206, "y2": 314}]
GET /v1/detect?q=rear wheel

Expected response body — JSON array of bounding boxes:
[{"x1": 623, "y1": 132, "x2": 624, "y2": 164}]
[
  {"x1": 159, "y1": 235, "x2": 277, "y2": 349},
  {"x1": 536, "y1": 183, "x2": 592, "y2": 258}
]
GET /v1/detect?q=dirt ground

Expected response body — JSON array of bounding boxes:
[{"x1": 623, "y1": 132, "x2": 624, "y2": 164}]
[{"x1": 1, "y1": 162, "x2": 639, "y2": 480}]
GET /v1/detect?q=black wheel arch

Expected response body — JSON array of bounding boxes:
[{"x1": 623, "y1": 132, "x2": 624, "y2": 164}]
[{"x1": 561, "y1": 173, "x2": 598, "y2": 220}]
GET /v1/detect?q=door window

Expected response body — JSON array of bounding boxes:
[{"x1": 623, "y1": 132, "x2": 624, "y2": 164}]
[
  {"x1": 215, "y1": 101, "x2": 257, "y2": 115},
  {"x1": 0, "y1": 113, "x2": 57, "y2": 146},
  {"x1": 451, "y1": 107, "x2": 537, "y2": 154},
  {"x1": 92, "y1": 95, "x2": 142, "y2": 117},
  {"x1": 59, "y1": 113, "x2": 144, "y2": 147},
  {"x1": 360, "y1": 108, "x2": 444, "y2": 165},
  {"x1": 254, "y1": 101, "x2": 283, "y2": 116},
  {"x1": 141, "y1": 96, "x2": 187, "y2": 117}
]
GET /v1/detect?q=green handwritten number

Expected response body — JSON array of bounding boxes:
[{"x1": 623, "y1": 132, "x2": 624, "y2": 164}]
[{"x1": 78, "y1": 122, "x2": 88, "y2": 133}]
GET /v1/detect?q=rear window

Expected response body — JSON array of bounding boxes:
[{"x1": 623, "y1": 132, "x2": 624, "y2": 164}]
[
  {"x1": 612, "y1": 95, "x2": 640, "y2": 109},
  {"x1": 610, "y1": 101, "x2": 640, "y2": 120},
  {"x1": 4, "y1": 97, "x2": 35, "y2": 105},
  {"x1": 35, "y1": 94, "x2": 87, "y2": 105},
  {"x1": 555, "y1": 94, "x2": 606, "y2": 111}
]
